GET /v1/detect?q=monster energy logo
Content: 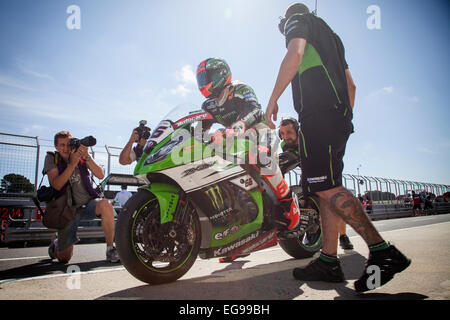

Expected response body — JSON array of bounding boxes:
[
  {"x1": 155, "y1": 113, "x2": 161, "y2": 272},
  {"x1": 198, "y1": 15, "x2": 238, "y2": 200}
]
[{"x1": 205, "y1": 185, "x2": 224, "y2": 210}]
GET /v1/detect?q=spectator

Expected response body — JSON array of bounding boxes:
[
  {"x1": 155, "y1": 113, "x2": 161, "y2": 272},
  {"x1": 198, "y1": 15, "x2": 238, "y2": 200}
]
[
  {"x1": 113, "y1": 185, "x2": 132, "y2": 207},
  {"x1": 265, "y1": 3, "x2": 410, "y2": 292},
  {"x1": 119, "y1": 127, "x2": 149, "y2": 165},
  {"x1": 364, "y1": 193, "x2": 373, "y2": 214},
  {"x1": 45, "y1": 131, "x2": 119, "y2": 263},
  {"x1": 424, "y1": 192, "x2": 434, "y2": 213},
  {"x1": 357, "y1": 193, "x2": 364, "y2": 204},
  {"x1": 411, "y1": 191, "x2": 422, "y2": 216}
]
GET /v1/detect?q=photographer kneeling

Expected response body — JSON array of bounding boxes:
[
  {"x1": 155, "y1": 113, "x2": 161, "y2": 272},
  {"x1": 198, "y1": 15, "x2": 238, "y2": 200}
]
[
  {"x1": 45, "y1": 131, "x2": 119, "y2": 263},
  {"x1": 119, "y1": 121, "x2": 150, "y2": 165}
]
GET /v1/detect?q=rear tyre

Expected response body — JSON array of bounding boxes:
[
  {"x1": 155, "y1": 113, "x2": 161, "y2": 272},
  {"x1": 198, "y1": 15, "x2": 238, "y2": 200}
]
[
  {"x1": 279, "y1": 191, "x2": 322, "y2": 259},
  {"x1": 115, "y1": 189, "x2": 201, "y2": 284}
]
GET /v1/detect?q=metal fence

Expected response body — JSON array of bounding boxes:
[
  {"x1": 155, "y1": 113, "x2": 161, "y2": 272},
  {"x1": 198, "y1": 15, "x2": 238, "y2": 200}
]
[
  {"x1": 1, "y1": 132, "x2": 450, "y2": 199},
  {"x1": 0, "y1": 132, "x2": 135, "y2": 196}
]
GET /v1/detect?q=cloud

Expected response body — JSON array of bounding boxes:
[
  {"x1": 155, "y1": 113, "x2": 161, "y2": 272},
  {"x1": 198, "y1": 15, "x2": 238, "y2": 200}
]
[
  {"x1": 19, "y1": 66, "x2": 54, "y2": 81},
  {"x1": 368, "y1": 86, "x2": 394, "y2": 98},
  {"x1": 366, "y1": 85, "x2": 419, "y2": 105},
  {"x1": 0, "y1": 74, "x2": 36, "y2": 92},
  {"x1": 170, "y1": 65, "x2": 197, "y2": 97}
]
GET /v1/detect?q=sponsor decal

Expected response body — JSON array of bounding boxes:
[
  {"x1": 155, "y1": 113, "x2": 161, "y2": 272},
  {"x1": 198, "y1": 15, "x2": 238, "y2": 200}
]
[
  {"x1": 174, "y1": 112, "x2": 212, "y2": 128},
  {"x1": 242, "y1": 231, "x2": 277, "y2": 254},
  {"x1": 181, "y1": 161, "x2": 216, "y2": 178},
  {"x1": 213, "y1": 231, "x2": 260, "y2": 256},
  {"x1": 307, "y1": 175, "x2": 327, "y2": 184},
  {"x1": 204, "y1": 185, "x2": 224, "y2": 210},
  {"x1": 210, "y1": 207, "x2": 233, "y2": 221},
  {"x1": 214, "y1": 225, "x2": 239, "y2": 240}
]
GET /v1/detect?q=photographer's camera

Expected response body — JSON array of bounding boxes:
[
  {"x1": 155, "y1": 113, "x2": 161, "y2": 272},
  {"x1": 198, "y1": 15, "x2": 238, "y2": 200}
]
[
  {"x1": 69, "y1": 135, "x2": 97, "y2": 151},
  {"x1": 135, "y1": 120, "x2": 151, "y2": 141}
]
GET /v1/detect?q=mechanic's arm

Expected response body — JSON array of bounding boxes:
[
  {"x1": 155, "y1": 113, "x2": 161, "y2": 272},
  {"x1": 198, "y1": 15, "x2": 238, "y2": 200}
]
[
  {"x1": 266, "y1": 38, "x2": 307, "y2": 129},
  {"x1": 345, "y1": 69, "x2": 356, "y2": 109}
]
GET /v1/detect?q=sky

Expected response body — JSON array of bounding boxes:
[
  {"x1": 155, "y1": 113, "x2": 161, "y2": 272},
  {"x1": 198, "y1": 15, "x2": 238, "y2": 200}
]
[{"x1": 0, "y1": 0, "x2": 449, "y2": 187}]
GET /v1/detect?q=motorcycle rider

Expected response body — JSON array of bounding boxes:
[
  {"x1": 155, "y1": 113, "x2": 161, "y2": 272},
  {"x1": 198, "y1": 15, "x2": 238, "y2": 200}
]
[{"x1": 196, "y1": 58, "x2": 301, "y2": 246}]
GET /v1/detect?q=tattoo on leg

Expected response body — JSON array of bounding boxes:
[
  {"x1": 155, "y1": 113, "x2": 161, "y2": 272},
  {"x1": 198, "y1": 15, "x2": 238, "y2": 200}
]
[{"x1": 329, "y1": 189, "x2": 382, "y2": 245}]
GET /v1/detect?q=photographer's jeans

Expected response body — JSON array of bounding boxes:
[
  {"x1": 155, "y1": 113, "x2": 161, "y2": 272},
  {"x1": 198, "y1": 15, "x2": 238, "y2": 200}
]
[{"x1": 57, "y1": 198, "x2": 100, "y2": 251}]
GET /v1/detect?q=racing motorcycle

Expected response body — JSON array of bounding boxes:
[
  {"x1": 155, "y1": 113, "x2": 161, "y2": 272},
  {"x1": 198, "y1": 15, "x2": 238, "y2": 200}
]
[{"x1": 115, "y1": 105, "x2": 322, "y2": 285}]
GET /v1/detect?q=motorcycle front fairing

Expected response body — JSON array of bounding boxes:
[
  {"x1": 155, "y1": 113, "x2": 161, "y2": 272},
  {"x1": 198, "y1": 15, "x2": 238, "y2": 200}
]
[{"x1": 131, "y1": 106, "x2": 266, "y2": 251}]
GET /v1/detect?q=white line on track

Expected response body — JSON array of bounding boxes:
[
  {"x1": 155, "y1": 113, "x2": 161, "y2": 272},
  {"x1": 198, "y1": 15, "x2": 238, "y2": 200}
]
[{"x1": 0, "y1": 256, "x2": 48, "y2": 262}]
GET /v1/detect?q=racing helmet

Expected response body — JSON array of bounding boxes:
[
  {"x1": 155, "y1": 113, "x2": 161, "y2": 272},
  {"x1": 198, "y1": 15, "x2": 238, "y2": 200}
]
[{"x1": 196, "y1": 58, "x2": 232, "y2": 98}]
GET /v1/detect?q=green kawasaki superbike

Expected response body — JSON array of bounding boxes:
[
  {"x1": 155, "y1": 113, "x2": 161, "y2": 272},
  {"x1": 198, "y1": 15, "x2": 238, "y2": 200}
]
[{"x1": 115, "y1": 105, "x2": 322, "y2": 284}]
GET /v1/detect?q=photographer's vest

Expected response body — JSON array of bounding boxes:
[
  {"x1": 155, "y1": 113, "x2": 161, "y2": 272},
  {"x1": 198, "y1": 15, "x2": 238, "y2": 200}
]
[{"x1": 52, "y1": 152, "x2": 100, "y2": 200}]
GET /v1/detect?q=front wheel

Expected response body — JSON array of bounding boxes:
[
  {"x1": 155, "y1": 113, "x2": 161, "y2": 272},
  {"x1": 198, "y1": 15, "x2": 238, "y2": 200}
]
[
  {"x1": 115, "y1": 189, "x2": 201, "y2": 284},
  {"x1": 278, "y1": 192, "x2": 322, "y2": 259}
]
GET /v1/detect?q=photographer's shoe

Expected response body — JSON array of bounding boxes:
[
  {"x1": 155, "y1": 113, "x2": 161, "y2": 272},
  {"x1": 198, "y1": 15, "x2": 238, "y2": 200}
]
[
  {"x1": 106, "y1": 246, "x2": 120, "y2": 263},
  {"x1": 354, "y1": 243, "x2": 411, "y2": 292},
  {"x1": 293, "y1": 254, "x2": 345, "y2": 282},
  {"x1": 339, "y1": 234, "x2": 354, "y2": 250}
]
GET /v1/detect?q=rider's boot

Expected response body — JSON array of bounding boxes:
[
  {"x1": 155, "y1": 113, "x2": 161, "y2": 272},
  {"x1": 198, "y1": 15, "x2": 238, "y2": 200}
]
[
  {"x1": 281, "y1": 192, "x2": 301, "y2": 230},
  {"x1": 278, "y1": 192, "x2": 303, "y2": 238}
]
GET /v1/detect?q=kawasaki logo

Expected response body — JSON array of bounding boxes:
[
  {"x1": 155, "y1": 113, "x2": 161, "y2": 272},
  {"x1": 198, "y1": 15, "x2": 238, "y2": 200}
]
[
  {"x1": 205, "y1": 185, "x2": 224, "y2": 210},
  {"x1": 213, "y1": 231, "x2": 260, "y2": 256}
]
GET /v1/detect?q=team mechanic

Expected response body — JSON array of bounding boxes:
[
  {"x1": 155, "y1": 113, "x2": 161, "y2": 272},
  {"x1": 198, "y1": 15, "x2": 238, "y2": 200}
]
[
  {"x1": 265, "y1": 3, "x2": 410, "y2": 291},
  {"x1": 279, "y1": 117, "x2": 354, "y2": 250},
  {"x1": 196, "y1": 58, "x2": 301, "y2": 262}
]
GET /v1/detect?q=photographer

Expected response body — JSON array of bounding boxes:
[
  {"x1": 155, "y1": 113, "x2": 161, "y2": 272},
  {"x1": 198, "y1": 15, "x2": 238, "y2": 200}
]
[
  {"x1": 44, "y1": 131, "x2": 119, "y2": 263},
  {"x1": 119, "y1": 121, "x2": 150, "y2": 165}
]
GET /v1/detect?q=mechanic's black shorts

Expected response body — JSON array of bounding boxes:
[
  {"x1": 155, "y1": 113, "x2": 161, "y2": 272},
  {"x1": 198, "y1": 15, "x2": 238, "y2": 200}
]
[{"x1": 297, "y1": 104, "x2": 354, "y2": 193}]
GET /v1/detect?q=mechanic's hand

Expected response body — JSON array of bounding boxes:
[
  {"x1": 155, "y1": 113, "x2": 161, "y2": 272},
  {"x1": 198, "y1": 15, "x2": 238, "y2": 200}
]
[{"x1": 265, "y1": 100, "x2": 279, "y2": 129}]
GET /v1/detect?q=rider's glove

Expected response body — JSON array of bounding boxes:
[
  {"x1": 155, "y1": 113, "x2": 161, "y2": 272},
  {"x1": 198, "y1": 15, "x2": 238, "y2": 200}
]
[
  {"x1": 211, "y1": 128, "x2": 227, "y2": 146},
  {"x1": 230, "y1": 120, "x2": 246, "y2": 137}
]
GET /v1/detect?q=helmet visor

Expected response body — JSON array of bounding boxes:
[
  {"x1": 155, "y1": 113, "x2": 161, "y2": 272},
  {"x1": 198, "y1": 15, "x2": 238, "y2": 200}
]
[{"x1": 196, "y1": 68, "x2": 210, "y2": 89}]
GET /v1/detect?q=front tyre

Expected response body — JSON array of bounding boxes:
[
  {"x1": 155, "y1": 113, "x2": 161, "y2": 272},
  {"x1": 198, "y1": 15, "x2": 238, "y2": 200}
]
[{"x1": 115, "y1": 189, "x2": 201, "y2": 284}]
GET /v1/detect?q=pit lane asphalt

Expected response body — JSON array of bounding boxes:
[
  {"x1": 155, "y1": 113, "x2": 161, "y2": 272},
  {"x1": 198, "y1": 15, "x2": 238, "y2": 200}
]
[{"x1": 0, "y1": 214, "x2": 449, "y2": 300}]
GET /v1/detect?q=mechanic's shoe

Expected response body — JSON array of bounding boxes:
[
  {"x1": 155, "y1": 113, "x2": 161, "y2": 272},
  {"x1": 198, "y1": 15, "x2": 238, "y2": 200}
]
[
  {"x1": 48, "y1": 236, "x2": 57, "y2": 260},
  {"x1": 339, "y1": 234, "x2": 354, "y2": 250},
  {"x1": 354, "y1": 244, "x2": 411, "y2": 292},
  {"x1": 293, "y1": 256, "x2": 345, "y2": 282},
  {"x1": 219, "y1": 254, "x2": 250, "y2": 263},
  {"x1": 284, "y1": 192, "x2": 300, "y2": 230},
  {"x1": 106, "y1": 246, "x2": 120, "y2": 263}
]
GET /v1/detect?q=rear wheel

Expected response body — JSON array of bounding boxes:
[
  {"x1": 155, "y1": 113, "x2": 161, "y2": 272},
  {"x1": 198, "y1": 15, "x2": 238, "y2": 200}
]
[
  {"x1": 278, "y1": 191, "x2": 322, "y2": 259},
  {"x1": 115, "y1": 189, "x2": 201, "y2": 284}
]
